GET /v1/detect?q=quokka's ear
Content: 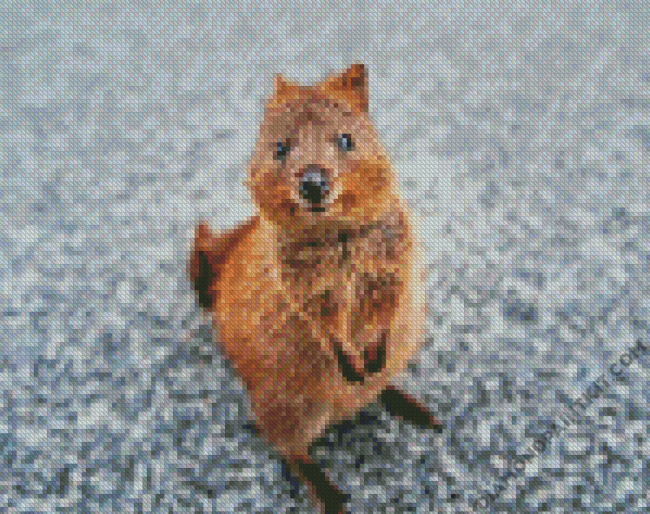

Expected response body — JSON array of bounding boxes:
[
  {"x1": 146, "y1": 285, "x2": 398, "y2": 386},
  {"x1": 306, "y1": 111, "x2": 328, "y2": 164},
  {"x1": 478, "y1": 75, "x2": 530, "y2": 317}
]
[
  {"x1": 273, "y1": 73, "x2": 288, "y2": 94},
  {"x1": 272, "y1": 73, "x2": 299, "y2": 97},
  {"x1": 321, "y1": 63, "x2": 368, "y2": 113},
  {"x1": 267, "y1": 73, "x2": 300, "y2": 109}
]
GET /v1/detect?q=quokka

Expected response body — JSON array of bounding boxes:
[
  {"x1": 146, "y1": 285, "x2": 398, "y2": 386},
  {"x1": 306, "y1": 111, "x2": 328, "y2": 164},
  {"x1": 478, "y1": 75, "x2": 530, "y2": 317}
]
[{"x1": 189, "y1": 64, "x2": 442, "y2": 513}]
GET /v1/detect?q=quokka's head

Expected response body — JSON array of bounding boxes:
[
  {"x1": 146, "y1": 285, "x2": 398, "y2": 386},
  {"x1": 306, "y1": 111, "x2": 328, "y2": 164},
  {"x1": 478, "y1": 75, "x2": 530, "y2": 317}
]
[{"x1": 246, "y1": 64, "x2": 395, "y2": 232}]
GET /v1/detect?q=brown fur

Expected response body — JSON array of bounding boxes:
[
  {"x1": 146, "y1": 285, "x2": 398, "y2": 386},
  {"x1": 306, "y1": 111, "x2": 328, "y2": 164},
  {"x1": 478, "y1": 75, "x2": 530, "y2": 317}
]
[{"x1": 189, "y1": 64, "x2": 441, "y2": 513}]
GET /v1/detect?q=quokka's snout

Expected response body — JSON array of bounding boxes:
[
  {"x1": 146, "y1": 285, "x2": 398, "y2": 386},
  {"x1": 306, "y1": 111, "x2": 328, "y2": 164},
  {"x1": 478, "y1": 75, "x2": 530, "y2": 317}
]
[{"x1": 298, "y1": 165, "x2": 331, "y2": 208}]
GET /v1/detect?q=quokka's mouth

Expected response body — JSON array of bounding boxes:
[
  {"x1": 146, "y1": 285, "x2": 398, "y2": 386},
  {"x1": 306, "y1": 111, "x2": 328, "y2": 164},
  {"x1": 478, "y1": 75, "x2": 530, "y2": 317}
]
[{"x1": 292, "y1": 198, "x2": 327, "y2": 214}]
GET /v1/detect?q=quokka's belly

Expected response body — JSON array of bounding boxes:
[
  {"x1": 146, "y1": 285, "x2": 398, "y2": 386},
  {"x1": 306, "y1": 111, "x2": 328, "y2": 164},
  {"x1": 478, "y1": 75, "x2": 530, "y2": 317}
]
[
  {"x1": 217, "y1": 270, "x2": 422, "y2": 459},
  {"x1": 214, "y1": 220, "x2": 426, "y2": 458}
]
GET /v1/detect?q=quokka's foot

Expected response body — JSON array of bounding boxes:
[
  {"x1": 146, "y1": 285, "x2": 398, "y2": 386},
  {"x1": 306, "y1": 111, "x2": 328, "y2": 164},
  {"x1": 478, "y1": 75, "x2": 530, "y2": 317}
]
[
  {"x1": 379, "y1": 385, "x2": 444, "y2": 432},
  {"x1": 286, "y1": 455, "x2": 350, "y2": 514}
]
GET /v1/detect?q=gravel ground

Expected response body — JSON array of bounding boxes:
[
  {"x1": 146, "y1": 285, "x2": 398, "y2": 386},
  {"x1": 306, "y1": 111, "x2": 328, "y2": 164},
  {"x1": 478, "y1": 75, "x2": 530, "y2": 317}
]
[{"x1": 1, "y1": 1, "x2": 649, "y2": 512}]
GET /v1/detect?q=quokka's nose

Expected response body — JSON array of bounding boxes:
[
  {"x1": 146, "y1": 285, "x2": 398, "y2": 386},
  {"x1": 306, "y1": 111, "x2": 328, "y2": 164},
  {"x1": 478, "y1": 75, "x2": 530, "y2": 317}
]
[{"x1": 299, "y1": 168, "x2": 329, "y2": 205}]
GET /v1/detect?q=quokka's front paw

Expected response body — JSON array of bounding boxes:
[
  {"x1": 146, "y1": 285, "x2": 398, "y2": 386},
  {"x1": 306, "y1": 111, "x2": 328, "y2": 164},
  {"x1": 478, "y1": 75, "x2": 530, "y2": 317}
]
[{"x1": 334, "y1": 332, "x2": 388, "y2": 384}]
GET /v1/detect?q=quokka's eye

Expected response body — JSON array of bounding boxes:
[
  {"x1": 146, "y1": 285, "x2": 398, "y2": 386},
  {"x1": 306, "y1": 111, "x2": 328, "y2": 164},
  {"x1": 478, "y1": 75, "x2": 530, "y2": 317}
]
[
  {"x1": 338, "y1": 134, "x2": 354, "y2": 152},
  {"x1": 275, "y1": 140, "x2": 290, "y2": 160}
]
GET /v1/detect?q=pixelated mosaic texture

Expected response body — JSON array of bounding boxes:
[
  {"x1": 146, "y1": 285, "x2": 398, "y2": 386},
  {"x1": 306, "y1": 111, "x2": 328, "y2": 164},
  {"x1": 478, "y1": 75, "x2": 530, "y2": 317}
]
[{"x1": 2, "y1": 1, "x2": 649, "y2": 513}]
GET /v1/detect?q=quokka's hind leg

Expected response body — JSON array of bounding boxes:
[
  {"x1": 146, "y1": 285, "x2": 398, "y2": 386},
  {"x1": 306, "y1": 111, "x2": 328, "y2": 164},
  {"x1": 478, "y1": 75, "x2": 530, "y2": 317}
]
[
  {"x1": 379, "y1": 385, "x2": 443, "y2": 432},
  {"x1": 284, "y1": 454, "x2": 350, "y2": 514}
]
